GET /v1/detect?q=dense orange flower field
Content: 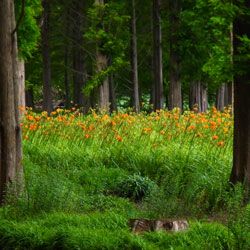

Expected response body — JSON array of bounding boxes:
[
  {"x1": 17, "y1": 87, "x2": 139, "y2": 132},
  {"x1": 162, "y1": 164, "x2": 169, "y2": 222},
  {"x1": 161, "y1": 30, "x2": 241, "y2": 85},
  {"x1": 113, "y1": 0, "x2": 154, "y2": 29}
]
[{"x1": 21, "y1": 107, "x2": 233, "y2": 151}]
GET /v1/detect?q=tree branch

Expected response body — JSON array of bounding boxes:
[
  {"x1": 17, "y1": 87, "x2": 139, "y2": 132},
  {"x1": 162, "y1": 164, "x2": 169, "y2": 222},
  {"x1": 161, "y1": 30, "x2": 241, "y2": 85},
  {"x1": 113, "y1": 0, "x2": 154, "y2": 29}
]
[{"x1": 12, "y1": 0, "x2": 26, "y2": 35}]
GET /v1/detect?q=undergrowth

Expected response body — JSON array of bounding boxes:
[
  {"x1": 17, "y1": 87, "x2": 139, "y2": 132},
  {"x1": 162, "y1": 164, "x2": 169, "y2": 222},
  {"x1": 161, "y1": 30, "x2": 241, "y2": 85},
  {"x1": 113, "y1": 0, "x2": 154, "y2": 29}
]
[{"x1": 0, "y1": 109, "x2": 249, "y2": 249}]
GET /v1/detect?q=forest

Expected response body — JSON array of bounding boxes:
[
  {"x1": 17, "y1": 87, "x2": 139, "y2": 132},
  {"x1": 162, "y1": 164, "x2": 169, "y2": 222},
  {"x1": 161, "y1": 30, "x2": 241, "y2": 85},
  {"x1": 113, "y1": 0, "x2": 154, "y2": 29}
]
[{"x1": 0, "y1": 0, "x2": 250, "y2": 249}]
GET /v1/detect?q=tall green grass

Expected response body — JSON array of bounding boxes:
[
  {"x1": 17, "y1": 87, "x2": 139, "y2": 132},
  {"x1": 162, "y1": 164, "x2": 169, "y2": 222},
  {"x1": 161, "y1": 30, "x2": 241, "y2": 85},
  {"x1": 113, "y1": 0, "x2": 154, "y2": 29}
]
[{"x1": 0, "y1": 110, "x2": 249, "y2": 249}]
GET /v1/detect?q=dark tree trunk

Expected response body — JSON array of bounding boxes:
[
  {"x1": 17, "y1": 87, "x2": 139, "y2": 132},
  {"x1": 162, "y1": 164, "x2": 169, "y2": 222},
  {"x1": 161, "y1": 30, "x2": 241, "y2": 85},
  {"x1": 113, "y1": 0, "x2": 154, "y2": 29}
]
[
  {"x1": 0, "y1": 0, "x2": 23, "y2": 205},
  {"x1": 25, "y1": 89, "x2": 34, "y2": 108},
  {"x1": 109, "y1": 72, "x2": 117, "y2": 113},
  {"x1": 153, "y1": 0, "x2": 164, "y2": 111},
  {"x1": 41, "y1": 0, "x2": 53, "y2": 113},
  {"x1": 168, "y1": 0, "x2": 182, "y2": 111},
  {"x1": 230, "y1": 0, "x2": 250, "y2": 198},
  {"x1": 72, "y1": 0, "x2": 89, "y2": 110},
  {"x1": 130, "y1": 0, "x2": 140, "y2": 113},
  {"x1": 64, "y1": 9, "x2": 71, "y2": 109}
]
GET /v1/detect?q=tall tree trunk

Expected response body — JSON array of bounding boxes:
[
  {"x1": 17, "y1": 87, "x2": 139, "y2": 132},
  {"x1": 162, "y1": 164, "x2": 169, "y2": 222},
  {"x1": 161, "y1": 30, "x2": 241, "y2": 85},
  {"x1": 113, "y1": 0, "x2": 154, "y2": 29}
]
[
  {"x1": 0, "y1": 0, "x2": 23, "y2": 204},
  {"x1": 153, "y1": 0, "x2": 164, "y2": 111},
  {"x1": 41, "y1": 0, "x2": 53, "y2": 113},
  {"x1": 130, "y1": 0, "x2": 140, "y2": 113},
  {"x1": 64, "y1": 9, "x2": 71, "y2": 109},
  {"x1": 230, "y1": 0, "x2": 250, "y2": 198},
  {"x1": 95, "y1": 0, "x2": 110, "y2": 112},
  {"x1": 72, "y1": 0, "x2": 88, "y2": 109},
  {"x1": 168, "y1": 0, "x2": 182, "y2": 111}
]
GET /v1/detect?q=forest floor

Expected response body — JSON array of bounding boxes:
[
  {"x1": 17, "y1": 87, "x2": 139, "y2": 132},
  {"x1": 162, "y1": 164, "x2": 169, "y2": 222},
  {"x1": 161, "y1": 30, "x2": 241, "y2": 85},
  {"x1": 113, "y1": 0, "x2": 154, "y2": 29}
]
[{"x1": 0, "y1": 108, "x2": 249, "y2": 249}]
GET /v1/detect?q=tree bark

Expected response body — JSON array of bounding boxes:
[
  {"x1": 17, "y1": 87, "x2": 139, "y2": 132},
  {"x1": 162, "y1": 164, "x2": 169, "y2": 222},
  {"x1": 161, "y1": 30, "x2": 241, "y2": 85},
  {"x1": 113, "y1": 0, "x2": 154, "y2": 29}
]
[
  {"x1": 230, "y1": 0, "x2": 250, "y2": 198},
  {"x1": 72, "y1": 0, "x2": 89, "y2": 110},
  {"x1": 95, "y1": 0, "x2": 110, "y2": 112},
  {"x1": 0, "y1": 0, "x2": 22, "y2": 205},
  {"x1": 130, "y1": 0, "x2": 140, "y2": 113},
  {"x1": 216, "y1": 84, "x2": 226, "y2": 111},
  {"x1": 168, "y1": 0, "x2": 182, "y2": 111},
  {"x1": 200, "y1": 84, "x2": 208, "y2": 113},
  {"x1": 17, "y1": 59, "x2": 25, "y2": 110},
  {"x1": 41, "y1": 0, "x2": 53, "y2": 113},
  {"x1": 153, "y1": 0, "x2": 164, "y2": 111}
]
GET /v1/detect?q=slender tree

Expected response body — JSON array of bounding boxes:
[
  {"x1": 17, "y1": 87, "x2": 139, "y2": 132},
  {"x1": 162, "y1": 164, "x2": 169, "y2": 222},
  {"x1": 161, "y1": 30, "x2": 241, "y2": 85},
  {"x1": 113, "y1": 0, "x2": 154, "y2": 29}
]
[
  {"x1": 95, "y1": 0, "x2": 110, "y2": 112},
  {"x1": 72, "y1": 0, "x2": 89, "y2": 109},
  {"x1": 130, "y1": 0, "x2": 140, "y2": 113},
  {"x1": 168, "y1": 0, "x2": 182, "y2": 111},
  {"x1": 152, "y1": 0, "x2": 164, "y2": 111}
]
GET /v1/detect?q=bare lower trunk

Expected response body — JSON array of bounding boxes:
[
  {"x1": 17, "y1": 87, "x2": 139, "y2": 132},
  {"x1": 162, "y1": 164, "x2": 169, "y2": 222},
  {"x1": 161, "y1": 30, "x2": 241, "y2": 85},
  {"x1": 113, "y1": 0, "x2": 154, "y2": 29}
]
[
  {"x1": 230, "y1": 81, "x2": 250, "y2": 196},
  {"x1": 153, "y1": 0, "x2": 164, "y2": 110},
  {"x1": 189, "y1": 82, "x2": 201, "y2": 112},
  {"x1": 200, "y1": 85, "x2": 208, "y2": 112},
  {"x1": 216, "y1": 84, "x2": 226, "y2": 111},
  {"x1": 97, "y1": 53, "x2": 109, "y2": 111},
  {"x1": 0, "y1": 0, "x2": 23, "y2": 204},
  {"x1": 230, "y1": 0, "x2": 250, "y2": 199},
  {"x1": 130, "y1": 0, "x2": 140, "y2": 113},
  {"x1": 189, "y1": 82, "x2": 207, "y2": 112},
  {"x1": 17, "y1": 59, "x2": 25, "y2": 110},
  {"x1": 168, "y1": 0, "x2": 182, "y2": 111}
]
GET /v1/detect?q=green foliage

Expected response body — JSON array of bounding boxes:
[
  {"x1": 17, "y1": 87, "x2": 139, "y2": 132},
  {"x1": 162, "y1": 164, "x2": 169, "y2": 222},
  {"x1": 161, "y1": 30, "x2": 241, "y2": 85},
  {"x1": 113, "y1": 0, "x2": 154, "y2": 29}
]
[
  {"x1": 84, "y1": 1, "x2": 130, "y2": 94},
  {"x1": 16, "y1": 0, "x2": 41, "y2": 59},
  {"x1": 111, "y1": 174, "x2": 157, "y2": 202}
]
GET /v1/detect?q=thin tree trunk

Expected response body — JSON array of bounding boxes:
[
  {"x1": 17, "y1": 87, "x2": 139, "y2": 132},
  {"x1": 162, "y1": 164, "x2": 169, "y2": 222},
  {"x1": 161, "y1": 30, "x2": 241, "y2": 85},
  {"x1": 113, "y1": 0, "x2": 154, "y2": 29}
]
[
  {"x1": 72, "y1": 0, "x2": 90, "y2": 112},
  {"x1": 95, "y1": 0, "x2": 110, "y2": 112},
  {"x1": 216, "y1": 84, "x2": 226, "y2": 111},
  {"x1": 168, "y1": 0, "x2": 182, "y2": 111},
  {"x1": 130, "y1": 0, "x2": 140, "y2": 113},
  {"x1": 64, "y1": 9, "x2": 71, "y2": 109},
  {"x1": 41, "y1": 0, "x2": 53, "y2": 113},
  {"x1": 11, "y1": 1, "x2": 23, "y2": 193},
  {"x1": 0, "y1": 0, "x2": 22, "y2": 204},
  {"x1": 109, "y1": 72, "x2": 117, "y2": 113},
  {"x1": 200, "y1": 84, "x2": 208, "y2": 113},
  {"x1": 153, "y1": 0, "x2": 164, "y2": 111}
]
